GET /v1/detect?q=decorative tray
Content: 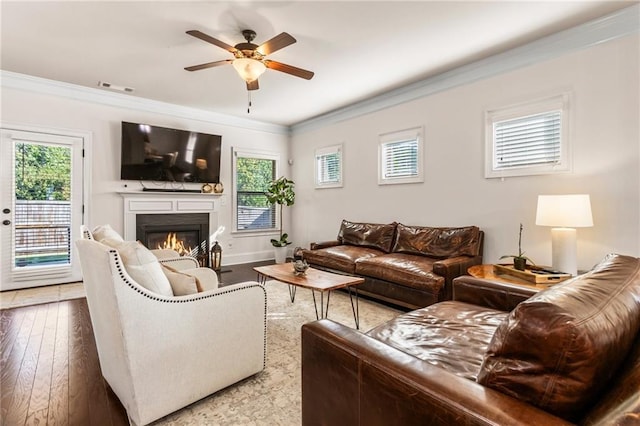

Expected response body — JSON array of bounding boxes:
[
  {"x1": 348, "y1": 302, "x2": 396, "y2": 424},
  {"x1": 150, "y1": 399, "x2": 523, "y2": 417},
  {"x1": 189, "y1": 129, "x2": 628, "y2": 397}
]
[{"x1": 493, "y1": 264, "x2": 572, "y2": 284}]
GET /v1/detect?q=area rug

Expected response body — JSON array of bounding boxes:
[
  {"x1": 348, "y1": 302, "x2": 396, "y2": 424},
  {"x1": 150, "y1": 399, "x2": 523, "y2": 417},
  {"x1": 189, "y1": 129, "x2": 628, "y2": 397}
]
[
  {"x1": 0, "y1": 282, "x2": 85, "y2": 310},
  {"x1": 155, "y1": 280, "x2": 402, "y2": 425}
]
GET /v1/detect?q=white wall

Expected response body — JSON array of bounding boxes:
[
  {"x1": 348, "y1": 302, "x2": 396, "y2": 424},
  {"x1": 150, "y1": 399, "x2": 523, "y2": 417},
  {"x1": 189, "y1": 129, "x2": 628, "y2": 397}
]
[
  {"x1": 290, "y1": 34, "x2": 640, "y2": 272},
  {"x1": 0, "y1": 87, "x2": 290, "y2": 265}
]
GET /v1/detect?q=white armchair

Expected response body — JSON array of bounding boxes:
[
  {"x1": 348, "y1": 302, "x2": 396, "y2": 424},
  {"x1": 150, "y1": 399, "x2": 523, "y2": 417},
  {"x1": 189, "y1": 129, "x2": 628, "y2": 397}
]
[{"x1": 74, "y1": 237, "x2": 266, "y2": 426}]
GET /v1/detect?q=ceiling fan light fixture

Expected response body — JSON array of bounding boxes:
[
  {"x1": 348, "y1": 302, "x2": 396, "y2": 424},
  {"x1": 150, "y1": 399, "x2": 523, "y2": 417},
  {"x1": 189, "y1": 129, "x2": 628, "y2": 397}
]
[{"x1": 232, "y1": 58, "x2": 266, "y2": 83}]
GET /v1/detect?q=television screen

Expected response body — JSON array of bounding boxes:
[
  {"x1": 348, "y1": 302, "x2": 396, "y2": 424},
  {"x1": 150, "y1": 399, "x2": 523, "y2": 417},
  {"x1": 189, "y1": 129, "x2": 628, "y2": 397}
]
[{"x1": 120, "y1": 121, "x2": 222, "y2": 183}]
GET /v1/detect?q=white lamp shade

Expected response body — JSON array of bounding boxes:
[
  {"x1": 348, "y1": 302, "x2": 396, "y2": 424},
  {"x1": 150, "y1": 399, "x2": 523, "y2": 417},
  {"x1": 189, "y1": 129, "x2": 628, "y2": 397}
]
[
  {"x1": 232, "y1": 58, "x2": 266, "y2": 82},
  {"x1": 535, "y1": 194, "x2": 593, "y2": 228}
]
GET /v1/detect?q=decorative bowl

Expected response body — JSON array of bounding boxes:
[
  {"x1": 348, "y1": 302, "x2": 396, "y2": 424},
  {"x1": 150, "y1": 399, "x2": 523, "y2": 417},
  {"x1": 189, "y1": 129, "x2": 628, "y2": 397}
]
[{"x1": 293, "y1": 259, "x2": 309, "y2": 276}]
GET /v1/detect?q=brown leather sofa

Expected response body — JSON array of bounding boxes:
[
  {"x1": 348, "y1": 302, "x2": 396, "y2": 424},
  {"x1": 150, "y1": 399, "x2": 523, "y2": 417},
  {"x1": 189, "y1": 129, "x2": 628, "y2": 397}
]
[
  {"x1": 302, "y1": 220, "x2": 484, "y2": 309},
  {"x1": 301, "y1": 253, "x2": 640, "y2": 425}
]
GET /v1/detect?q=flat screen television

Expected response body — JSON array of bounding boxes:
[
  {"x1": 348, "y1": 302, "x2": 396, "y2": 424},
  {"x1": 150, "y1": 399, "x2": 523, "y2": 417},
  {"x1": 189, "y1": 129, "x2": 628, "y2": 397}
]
[{"x1": 120, "y1": 121, "x2": 222, "y2": 183}]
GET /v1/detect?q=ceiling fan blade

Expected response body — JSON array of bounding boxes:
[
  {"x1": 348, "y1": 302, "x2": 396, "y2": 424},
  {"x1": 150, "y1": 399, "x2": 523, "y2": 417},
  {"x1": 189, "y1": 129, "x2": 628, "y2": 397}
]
[
  {"x1": 246, "y1": 80, "x2": 259, "y2": 91},
  {"x1": 256, "y1": 32, "x2": 296, "y2": 55},
  {"x1": 186, "y1": 30, "x2": 237, "y2": 53},
  {"x1": 265, "y1": 60, "x2": 314, "y2": 80},
  {"x1": 184, "y1": 59, "x2": 232, "y2": 72}
]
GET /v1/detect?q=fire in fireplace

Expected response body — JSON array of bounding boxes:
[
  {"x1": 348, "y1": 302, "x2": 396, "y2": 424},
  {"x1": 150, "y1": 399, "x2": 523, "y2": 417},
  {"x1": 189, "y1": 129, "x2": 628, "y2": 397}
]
[
  {"x1": 151, "y1": 232, "x2": 195, "y2": 256},
  {"x1": 136, "y1": 213, "x2": 210, "y2": 267}
]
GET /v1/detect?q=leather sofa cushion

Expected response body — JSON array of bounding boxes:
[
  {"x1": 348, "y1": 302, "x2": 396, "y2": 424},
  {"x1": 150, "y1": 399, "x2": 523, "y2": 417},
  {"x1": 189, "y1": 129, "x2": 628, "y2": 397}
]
[
  {"x1": 367, "y1": 301, "x2": 507, "y2": 380},
  {"x1": 581, "y1": 332, "x2": 640, "y2": 425},
  {"x1": 302, "y1": 245, "x2": 385, "y2": 274},
  {"x1": 478, "y1": 253, "x2": 640, "y2": 422},
  {"x1": 355, "y1": 253, "x2": 445, "y2": 292},
  {"x1": 338, "y1": 220, "x2": 397, "y2": 253},
  {"x1": 392, "y1": 223, "x2": 481, "y2": 258}
]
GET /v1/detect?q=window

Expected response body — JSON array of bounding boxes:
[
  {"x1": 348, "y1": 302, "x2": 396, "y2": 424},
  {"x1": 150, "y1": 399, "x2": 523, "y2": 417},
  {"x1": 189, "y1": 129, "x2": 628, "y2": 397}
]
[
  {"x1": 315, "y1": 144, "x2": 342, "y2": 188},
  {"x1": 378, "y1": 127, "x2": 423, "y2": 185},
  {"x1": 485, "y1": 93, "x2": 570, "y2": 178},
  {"x1": 232, "y1": 149, "x2": 279, "y2": 233}
]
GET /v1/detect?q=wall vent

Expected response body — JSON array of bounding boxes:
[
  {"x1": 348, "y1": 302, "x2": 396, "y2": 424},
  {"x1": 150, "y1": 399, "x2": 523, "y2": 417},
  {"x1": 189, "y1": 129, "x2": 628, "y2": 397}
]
[{"x1": 97, "y1": 81, "x2": 134, "y2": 93}]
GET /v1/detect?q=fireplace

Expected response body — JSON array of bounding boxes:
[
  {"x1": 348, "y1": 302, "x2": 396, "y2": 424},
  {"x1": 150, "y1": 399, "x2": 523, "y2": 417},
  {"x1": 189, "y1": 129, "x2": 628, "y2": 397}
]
[
  {"x1": 120, "y1": 192, "x2": 220, "y2": 268},
  {"x1": 136, "y1": 213, "x2": 210, "y2": 267}
]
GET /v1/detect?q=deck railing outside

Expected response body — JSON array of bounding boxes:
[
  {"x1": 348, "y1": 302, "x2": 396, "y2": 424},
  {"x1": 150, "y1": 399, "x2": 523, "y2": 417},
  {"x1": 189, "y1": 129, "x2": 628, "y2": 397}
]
[{"x1": 14, "y1": 200, "x2": 71, "y2": 267}]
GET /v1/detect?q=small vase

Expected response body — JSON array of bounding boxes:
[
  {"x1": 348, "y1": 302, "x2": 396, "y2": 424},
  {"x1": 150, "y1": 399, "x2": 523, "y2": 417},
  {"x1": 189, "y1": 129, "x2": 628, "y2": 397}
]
[{"x1": 514, "y1": 257, "x2": 527, "y2": 271}]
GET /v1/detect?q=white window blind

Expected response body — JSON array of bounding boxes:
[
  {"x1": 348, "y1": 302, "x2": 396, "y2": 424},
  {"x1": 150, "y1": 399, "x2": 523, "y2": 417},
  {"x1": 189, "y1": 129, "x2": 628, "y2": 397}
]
[
  {"x1": 381, "y1": 140, "x2": 418, "y2": 178},
  {"x1": 378, "y1": 127, "x2": 423, "y2": 185},
  {"x1": 485, "y1": 93, "x2": 570, "y2": 178},
  {"x1": 315, "y1": 144, "x2": 342, "y2": 188},
  {"x1": 494, "y1": 111, "x2": 561, "y2": 169}
]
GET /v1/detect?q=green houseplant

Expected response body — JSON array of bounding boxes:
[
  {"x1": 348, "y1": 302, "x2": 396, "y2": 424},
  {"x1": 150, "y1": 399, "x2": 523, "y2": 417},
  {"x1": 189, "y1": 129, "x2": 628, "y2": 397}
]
[
  {"x1": 266, "y1": 177, "x2": 295, "y2": 262},
  {"x1": 500, "y1": 223, "x2": 534, "y2": 271}
]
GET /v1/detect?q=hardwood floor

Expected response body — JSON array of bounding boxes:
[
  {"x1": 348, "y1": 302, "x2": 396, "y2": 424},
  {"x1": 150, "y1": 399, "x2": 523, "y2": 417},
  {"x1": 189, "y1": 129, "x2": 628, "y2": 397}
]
[
  {"x1": 1, "y1": 299, "x2": 129, "y2": 426},
  {"x1": 0, "y1": 261, "x2": 272, "y2": 426},
  {"x1": 219, "y1": 260, "x2": 273, "y2": 287}
]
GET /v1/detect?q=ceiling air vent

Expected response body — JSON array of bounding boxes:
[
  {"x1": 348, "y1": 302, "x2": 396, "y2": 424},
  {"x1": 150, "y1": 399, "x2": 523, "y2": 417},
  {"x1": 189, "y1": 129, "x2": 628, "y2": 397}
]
[{"x1": 98, "y1": 81, "x2": 134, "y2": 93}]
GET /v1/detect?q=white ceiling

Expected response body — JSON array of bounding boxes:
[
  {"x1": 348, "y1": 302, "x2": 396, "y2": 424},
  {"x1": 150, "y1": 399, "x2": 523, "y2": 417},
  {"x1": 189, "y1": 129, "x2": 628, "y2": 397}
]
[{"x1": 1, "y1": 1, "x2": 635, "y2": 127}]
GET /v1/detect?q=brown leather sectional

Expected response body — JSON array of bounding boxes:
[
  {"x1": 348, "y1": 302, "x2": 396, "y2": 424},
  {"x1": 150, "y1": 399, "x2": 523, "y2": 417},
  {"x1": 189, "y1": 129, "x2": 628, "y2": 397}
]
[
  {"x1": 301, "y1": 253, "x2": 640, "y2": 425},
  {"x1": 302, "y1": 220, "x2": 484, "y2": 309}
]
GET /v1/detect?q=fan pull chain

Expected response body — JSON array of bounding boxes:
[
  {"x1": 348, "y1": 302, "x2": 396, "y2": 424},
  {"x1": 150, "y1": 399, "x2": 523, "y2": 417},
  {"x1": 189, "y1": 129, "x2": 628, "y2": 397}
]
[{"x1": 247, "y1": 91, "x2": 252, "y2": 114}]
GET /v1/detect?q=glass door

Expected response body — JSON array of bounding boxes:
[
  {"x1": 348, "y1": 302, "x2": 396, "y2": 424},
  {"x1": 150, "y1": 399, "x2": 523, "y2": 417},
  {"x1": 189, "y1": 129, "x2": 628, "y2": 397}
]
[{"x1": 0, "y1": 128, "x2": 85, "y2": 290}]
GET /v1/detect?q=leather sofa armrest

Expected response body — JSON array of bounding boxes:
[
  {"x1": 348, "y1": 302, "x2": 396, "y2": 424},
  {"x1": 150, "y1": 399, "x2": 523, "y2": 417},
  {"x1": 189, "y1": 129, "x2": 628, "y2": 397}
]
[
  {"x1": 309, "y1": 240, "x2": 341, "y2": 250},
  {"x1": 432, "y1": 255, "x2": 483, "y2": 300},
  {"x1": 302, "y1": 319, "x2": 572, "y2": 426},
  {"x1": 453, "y1": 276, "x2": 537, "y2": 311}
]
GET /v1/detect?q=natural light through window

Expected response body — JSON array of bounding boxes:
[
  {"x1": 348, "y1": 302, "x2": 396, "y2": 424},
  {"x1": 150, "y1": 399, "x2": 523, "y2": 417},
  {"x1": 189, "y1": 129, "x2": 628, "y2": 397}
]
[
  {"x1": 485, "y1": 93, "x2": 570, "y2": 178},
  {"x1": 232, "y1": 149, "x2": 279, "y2": 233},
  {"x1": 315, "y1": 144, "x2": 342, "y2": 188},
  {"x1": 378, "y1": 127, "x2": 423, "y2": 185}
]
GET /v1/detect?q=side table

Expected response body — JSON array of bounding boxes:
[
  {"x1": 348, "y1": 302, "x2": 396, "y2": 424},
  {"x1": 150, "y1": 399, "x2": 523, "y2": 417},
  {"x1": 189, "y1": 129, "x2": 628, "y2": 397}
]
[
  {"x1": 454, "y1": 264, "x2": 547, "y2": 312},
  {"x1": 467, "y1": 264, "x2": 553, "y2": 291}
]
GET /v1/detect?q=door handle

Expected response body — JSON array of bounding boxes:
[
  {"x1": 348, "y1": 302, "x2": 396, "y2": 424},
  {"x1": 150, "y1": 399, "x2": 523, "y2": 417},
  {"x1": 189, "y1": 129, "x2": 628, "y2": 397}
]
[
  {"x1": 2, "y1": 220, "x2": 10, "y2": 226},
  {"x1": 2, "y1": 208, "x2": 9, "y2": 214}
]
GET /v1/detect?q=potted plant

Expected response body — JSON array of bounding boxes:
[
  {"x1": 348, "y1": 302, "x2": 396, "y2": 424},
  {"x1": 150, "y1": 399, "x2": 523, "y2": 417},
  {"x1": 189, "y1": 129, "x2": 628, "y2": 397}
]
[
  {"x1": 500, "y1": 223, "x2": 534, "y2": 271},
  {"x1": 266, "y1": 176, "x2": 295, "y2": 263}
]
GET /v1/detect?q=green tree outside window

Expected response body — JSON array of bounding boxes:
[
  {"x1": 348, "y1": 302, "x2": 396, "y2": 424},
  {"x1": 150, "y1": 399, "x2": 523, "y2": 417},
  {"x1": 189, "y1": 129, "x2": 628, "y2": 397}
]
[{"x1": 15, "y1": 143, "x2": 71, "y2": 201}]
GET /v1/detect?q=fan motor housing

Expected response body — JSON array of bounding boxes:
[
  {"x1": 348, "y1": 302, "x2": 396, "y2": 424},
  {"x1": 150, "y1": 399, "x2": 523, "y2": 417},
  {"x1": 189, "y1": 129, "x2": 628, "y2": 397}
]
[{"x1": 234, "y1": 42, "x2": 258, "y2": 51}]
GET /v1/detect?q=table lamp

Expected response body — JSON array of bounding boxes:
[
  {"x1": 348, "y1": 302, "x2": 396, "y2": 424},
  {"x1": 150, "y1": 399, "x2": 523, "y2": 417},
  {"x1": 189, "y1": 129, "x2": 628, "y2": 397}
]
[{"x1": 535, "y1": 194, "x2": 593, "y2": 276}]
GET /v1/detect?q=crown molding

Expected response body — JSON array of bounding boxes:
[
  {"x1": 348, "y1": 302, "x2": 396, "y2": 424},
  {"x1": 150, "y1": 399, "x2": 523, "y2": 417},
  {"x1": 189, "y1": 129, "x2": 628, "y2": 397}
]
[
  {"x1": 0, "y1": 71, "x2": 289, "y2": 136},
  {"x1": 291, "y1": 4, "x2": 640, "y2": 135}
]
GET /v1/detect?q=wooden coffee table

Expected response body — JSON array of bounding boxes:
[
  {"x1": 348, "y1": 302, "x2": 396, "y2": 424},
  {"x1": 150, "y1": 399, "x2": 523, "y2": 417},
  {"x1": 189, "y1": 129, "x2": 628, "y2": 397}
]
[{"x1": 254, "y1": 263, "x2": 365, "y2": 329}]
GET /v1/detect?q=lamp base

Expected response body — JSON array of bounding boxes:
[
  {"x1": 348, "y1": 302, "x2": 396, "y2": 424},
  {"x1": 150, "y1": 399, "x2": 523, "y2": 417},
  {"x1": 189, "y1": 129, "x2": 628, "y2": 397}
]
[{"x1": 551, "y1": 228, "x2": 577, "y2": 276}]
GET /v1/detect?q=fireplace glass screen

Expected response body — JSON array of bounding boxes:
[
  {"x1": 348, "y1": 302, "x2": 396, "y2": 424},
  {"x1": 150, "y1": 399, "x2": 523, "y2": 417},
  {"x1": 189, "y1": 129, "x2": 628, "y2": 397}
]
[{"x1": 136, "y1": 213, "x2": 210, "y2": 267}]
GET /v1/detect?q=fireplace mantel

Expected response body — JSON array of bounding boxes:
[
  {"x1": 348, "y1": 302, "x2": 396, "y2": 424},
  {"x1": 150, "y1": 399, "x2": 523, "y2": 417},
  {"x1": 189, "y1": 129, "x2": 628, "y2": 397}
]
[{"x1": 119, "y1": 191, "x2": 219, "y2": 240}]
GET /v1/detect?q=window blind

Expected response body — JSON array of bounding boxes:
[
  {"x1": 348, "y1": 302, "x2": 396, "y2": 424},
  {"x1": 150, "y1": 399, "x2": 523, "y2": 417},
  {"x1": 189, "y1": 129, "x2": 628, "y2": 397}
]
[
  {"x1": 381, "y1": 139, "x2": 419, "y2": 179},
  {"x1": 315, "y1": 146, "x2": 341, "y2": 187},
  {"x1": 317, "y1": 152, "x2": 340, "y2": 184},
  {"x1": 236, "y1": 192, "x2": 276, "y2": 230},
  {"x1": 494, "y1": 110, "x2": 561, "y2": 170}
]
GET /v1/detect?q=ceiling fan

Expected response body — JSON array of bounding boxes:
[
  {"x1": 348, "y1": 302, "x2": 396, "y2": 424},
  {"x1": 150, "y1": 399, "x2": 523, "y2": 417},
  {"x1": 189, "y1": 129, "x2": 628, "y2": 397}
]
[{"x1": 184, "y1": 29, "x2": 314, "y2": 91}]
